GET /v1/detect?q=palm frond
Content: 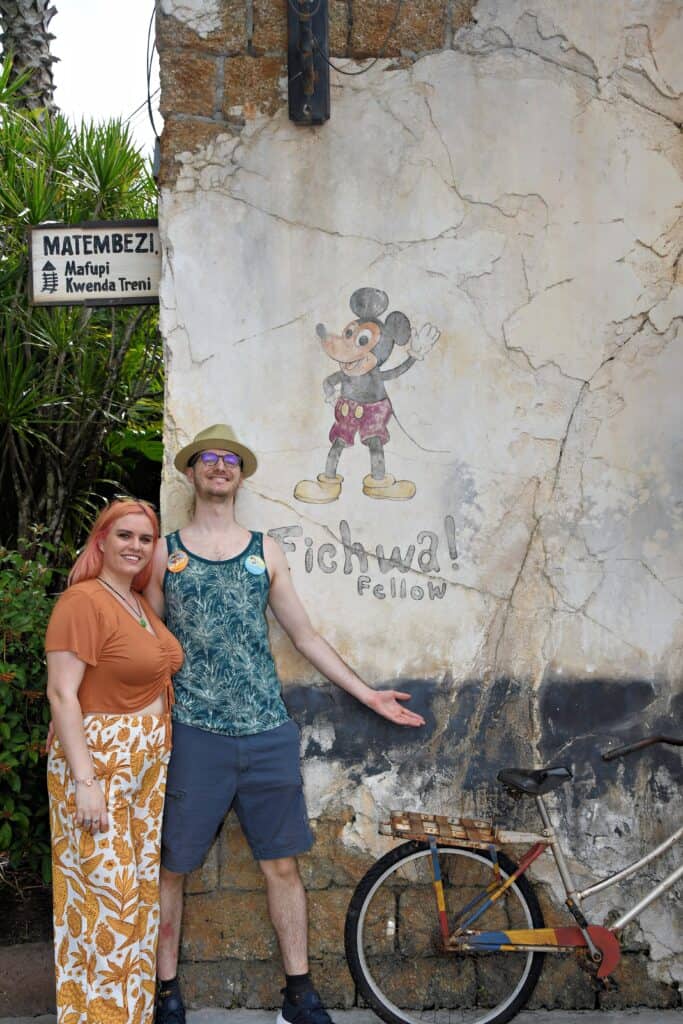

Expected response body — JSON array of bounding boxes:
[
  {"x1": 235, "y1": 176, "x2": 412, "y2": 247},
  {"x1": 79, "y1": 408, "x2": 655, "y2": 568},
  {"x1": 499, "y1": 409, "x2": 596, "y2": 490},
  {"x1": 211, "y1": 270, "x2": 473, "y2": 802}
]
[{"x1": 0, "y1": 71, "x2": 162, "y2": 551}]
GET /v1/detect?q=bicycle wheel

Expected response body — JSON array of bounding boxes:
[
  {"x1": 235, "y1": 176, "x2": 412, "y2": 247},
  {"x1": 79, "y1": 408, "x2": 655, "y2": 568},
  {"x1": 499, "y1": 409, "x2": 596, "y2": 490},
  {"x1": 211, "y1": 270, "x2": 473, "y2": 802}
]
[{"x1": 345, "y1": 840, "x2": 545, "y2": 1024}]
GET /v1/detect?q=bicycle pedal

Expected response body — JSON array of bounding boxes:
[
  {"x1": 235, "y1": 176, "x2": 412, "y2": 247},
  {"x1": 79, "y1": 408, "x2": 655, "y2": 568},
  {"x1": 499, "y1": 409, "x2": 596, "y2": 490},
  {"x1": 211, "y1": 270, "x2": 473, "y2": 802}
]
[
  {"x1": 579, "y1": 959, "x2": 619, "y2": 992},
  {"x1": 595, "y1": 974, "x2": 619, "y2": 993}
]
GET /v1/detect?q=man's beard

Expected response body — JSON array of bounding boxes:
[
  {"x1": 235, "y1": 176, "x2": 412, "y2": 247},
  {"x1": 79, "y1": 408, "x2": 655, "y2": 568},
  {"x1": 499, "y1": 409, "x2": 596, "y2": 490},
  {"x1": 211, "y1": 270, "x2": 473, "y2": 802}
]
[{"x1": 195, "y1": 477, "x2": 238, "y2": 501}]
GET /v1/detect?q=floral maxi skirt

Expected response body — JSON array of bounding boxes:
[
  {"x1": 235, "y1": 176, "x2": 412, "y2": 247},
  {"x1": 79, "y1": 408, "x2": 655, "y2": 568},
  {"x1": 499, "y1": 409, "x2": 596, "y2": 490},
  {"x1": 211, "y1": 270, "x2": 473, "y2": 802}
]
[{"x1": 47, "y1": 713, "x2": 170, "y2": 1024}]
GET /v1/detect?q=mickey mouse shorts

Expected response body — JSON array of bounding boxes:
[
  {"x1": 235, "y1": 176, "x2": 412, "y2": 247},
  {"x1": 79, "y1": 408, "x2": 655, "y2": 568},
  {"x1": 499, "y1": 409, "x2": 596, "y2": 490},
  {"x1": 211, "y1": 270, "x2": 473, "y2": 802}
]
[{"x1": 329, "y1": 396, "x2": 393, "y2": 446}]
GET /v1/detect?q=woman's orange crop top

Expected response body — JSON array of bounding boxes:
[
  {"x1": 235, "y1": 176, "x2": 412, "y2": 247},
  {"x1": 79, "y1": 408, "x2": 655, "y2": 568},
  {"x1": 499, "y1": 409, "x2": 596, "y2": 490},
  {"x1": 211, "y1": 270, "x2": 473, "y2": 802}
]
[{"x1": 45, "y1": 579, "x2": 183, "y2": 715}]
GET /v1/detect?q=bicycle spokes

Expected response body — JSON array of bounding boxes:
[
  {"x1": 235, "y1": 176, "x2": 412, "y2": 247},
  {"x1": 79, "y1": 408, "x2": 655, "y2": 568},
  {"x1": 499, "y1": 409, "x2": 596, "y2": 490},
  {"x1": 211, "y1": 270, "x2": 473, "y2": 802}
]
[{"x1": 346, "y1": 842, "x2": 546, "y2": 1024}]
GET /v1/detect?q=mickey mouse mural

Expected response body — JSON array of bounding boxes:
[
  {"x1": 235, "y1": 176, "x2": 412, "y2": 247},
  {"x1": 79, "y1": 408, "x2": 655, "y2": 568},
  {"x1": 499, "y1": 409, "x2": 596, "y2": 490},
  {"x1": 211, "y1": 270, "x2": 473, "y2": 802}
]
[{"x1": 294, "y1": 287, "x2": 440, "y2": 503}]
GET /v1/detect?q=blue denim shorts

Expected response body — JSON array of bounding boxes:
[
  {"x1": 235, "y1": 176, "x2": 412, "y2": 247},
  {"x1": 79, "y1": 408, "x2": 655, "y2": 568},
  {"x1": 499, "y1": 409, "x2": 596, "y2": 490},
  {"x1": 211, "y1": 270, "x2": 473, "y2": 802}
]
[{"x1": 161, "y1": 718, "x2": 314, "y2": 873}]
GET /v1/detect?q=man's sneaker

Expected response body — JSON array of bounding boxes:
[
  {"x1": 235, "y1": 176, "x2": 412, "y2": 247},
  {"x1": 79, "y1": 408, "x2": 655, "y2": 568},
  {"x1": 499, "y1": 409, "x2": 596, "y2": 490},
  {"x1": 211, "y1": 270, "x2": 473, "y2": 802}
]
[
  {"x1": 277, "y1": 988, "x2": 334, "y2": 1024},
  {"x1": 155, "y1": 978, "x2": 186, "y2": 1024}
]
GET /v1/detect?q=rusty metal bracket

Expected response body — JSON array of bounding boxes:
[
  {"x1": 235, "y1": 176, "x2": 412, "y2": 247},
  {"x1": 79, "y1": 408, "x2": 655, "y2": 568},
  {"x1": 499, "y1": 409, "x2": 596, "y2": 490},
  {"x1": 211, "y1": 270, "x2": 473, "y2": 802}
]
[{"x1": 287, "y1": 0, "x2": 330, "y2": 124}]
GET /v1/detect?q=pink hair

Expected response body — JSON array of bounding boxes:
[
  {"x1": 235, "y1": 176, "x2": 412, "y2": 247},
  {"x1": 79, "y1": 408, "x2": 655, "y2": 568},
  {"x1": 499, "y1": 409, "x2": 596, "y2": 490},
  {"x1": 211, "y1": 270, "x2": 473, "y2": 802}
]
[{"x1": 68, "y1": 500, "x2": 159, "y2": 591}]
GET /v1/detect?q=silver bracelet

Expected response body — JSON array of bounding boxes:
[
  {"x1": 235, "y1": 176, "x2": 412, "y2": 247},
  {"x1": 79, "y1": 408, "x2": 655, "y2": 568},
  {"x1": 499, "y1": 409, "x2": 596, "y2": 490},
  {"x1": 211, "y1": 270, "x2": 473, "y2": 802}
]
[{"x1": 74, "y1": 775, "x2": 96, "y2": 787}]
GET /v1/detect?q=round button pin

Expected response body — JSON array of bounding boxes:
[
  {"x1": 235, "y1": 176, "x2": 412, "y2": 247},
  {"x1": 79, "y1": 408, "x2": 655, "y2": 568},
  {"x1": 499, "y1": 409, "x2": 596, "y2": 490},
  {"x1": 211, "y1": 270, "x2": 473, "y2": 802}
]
[
  {"x1": 244, "y1": 554, "x2": 266, "y2": 575},
  {"x1": 167, "y1": 551, "x2": 189, "y2": 573}
]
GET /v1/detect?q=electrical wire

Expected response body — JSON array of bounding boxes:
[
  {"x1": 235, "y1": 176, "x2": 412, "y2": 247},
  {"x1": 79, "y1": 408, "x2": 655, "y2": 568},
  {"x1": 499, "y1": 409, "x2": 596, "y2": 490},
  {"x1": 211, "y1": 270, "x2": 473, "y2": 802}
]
[
  {"x1": 146, "y1": 1, "x2": 161, "y2": 141},
  {"x1": 124, "y1": 87, "x2": 160, "y2": 125},
  {"x1": 314, "y1": 0, "x2": 403, "y2": 77}
]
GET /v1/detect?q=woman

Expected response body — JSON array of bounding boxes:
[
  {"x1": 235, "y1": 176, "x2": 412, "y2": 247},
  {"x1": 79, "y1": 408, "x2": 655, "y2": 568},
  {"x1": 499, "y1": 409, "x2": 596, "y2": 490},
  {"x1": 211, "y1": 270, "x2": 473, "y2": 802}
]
[{"x1": 45, "y1": 499, "x2": 183, "y2": 1024}]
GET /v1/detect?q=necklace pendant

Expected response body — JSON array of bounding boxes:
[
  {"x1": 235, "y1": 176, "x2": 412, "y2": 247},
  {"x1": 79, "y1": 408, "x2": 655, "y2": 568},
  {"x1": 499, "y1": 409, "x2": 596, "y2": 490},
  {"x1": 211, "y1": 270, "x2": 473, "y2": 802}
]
[{"x1": 139, "y1": 617, "x2": 148, "y2": 628}]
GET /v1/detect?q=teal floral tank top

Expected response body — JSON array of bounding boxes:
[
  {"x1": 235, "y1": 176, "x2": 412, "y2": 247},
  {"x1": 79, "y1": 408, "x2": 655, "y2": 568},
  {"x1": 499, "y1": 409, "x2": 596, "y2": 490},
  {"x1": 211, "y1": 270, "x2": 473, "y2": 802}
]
[{"x1": 163, "y1": 531, "x2": 289, "y2": 736}]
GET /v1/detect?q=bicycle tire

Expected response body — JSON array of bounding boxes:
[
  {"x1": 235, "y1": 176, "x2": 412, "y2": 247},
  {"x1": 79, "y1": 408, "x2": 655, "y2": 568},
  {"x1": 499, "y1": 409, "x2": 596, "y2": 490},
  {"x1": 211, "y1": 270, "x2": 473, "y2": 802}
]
[{"x1": 345, "y1": 840, "x2": 545, "y2": 1024}]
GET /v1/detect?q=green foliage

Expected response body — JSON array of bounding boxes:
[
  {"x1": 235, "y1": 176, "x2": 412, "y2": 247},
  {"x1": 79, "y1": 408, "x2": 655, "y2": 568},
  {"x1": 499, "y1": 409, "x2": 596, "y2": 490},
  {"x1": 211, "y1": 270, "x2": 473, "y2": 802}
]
[
  {"x1": 0, "y1": 58, "x2": 163, "y2": 552},
  {"x1": 0, "y1": 50, "x2": 33, "y2": 108},
  {"x1": 0, "y1": 58, "x2": 164, "y2": 884},
  {"x1": 0, "y1": 530, "x2": 60, "y2": 883}
]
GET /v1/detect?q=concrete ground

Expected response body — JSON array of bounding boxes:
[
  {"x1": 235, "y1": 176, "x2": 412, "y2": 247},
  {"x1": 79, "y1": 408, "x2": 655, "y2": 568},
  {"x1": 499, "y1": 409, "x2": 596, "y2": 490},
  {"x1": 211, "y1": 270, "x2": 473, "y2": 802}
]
[
  {"x1": 0, "y1": 941, "x2": 678, "y2": 1022},
  {"x1": 0, "y1": 943, "x2": 678, "y2": 1023},
  {"x1": 2, "y1": 1010, "x2": 681, "y2": 1023}
]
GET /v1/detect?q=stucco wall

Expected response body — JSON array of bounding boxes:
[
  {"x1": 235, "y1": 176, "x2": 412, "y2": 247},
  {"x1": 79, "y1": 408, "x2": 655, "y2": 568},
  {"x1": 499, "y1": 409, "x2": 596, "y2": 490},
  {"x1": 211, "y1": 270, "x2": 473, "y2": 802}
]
[{"x1": 157, "y1": 0, "x2": 682, "y2": 1009}]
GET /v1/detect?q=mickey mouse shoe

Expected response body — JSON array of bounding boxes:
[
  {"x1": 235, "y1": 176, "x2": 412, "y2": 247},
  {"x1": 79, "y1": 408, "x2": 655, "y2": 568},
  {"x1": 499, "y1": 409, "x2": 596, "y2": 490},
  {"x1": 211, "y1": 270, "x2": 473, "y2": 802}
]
[
  {"x1": 294, "y1": 473, "x2": 343, "y2": 503},
  {"x1": 362, "y1": 473, "x2": 416, "y2": 499}
]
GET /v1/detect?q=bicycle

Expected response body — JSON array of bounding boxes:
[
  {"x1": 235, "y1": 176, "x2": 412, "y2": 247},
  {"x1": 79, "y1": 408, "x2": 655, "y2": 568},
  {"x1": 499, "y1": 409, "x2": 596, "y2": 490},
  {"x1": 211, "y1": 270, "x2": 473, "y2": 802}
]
[{"x1": 344, "y1": 734, "x2": 682, "y2": 1024}]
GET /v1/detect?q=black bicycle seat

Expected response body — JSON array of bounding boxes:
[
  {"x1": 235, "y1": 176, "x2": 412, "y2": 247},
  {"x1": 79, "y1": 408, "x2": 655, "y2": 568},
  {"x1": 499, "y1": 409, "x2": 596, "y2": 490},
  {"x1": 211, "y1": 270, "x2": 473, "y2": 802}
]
[{"x1": 496, "y1": 766, "x2": 573, "y2": 795}]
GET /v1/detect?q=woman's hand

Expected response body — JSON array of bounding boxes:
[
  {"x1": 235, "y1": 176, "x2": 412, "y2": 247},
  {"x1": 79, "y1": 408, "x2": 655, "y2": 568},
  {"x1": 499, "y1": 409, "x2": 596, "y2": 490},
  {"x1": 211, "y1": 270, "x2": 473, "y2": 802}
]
[
  {"x1": 45, "y1": 719, "x2": 55, "y2": 752},
  {"x1": 47, "y1": 651, "x2": 106, "y2": 831},
  {"x1": 75, "y1": 778, "x2": 108, "y2": 833}
]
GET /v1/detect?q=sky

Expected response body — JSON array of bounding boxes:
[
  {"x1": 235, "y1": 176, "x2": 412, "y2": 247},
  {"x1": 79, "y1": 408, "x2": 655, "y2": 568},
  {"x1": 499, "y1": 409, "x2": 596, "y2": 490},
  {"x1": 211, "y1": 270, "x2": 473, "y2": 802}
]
[{"x1": 51, "y1": 0, "x2": 161, "y2": 156}]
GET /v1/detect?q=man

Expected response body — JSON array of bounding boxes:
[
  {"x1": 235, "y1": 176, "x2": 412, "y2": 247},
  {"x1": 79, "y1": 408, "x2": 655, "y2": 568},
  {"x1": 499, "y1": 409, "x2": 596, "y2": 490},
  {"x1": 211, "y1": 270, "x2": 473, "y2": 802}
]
[{"x1": 145, "y1": 424, "x2": 425, "y2": 1024}]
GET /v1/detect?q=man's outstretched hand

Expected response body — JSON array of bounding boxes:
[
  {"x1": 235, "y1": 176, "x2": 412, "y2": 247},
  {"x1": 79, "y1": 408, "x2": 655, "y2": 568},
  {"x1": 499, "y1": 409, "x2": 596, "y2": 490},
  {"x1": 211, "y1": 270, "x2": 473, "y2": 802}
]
[{"x1": 366, "y1": 689, "x2": 425, "y2": 727}]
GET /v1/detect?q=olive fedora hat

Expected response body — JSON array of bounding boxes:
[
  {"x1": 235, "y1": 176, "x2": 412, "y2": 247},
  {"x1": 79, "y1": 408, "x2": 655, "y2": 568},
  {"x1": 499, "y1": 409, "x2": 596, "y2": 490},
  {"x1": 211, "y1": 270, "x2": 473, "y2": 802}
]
[{"x1": 173, "y1": 424, "x2": 258, "y2": 477}]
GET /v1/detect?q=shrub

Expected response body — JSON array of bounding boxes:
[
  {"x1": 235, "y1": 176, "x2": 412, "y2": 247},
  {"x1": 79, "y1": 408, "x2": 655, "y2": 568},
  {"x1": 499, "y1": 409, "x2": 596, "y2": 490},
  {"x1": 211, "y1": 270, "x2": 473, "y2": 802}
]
[
  {"x1": 0, "y1": 530, "x2": 63, "y2": 883},
  {"x1": 0, "y1": 60, "x2": 163, "y2": 553}
]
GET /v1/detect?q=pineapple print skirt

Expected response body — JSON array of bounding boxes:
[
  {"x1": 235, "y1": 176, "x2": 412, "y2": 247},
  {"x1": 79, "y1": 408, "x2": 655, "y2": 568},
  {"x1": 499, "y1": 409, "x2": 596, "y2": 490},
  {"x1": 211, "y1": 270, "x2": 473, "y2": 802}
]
[{"x1": 47, "y1": 713, "x2": 170, "y2": 1024}]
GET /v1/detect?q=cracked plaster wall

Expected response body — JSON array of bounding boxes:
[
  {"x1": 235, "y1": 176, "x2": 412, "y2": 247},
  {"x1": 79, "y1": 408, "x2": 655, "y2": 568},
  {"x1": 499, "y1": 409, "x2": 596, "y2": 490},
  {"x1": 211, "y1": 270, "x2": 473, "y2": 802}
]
[{"x1": 159, "y1": 0, "x2": 682, "y2": 1000}]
